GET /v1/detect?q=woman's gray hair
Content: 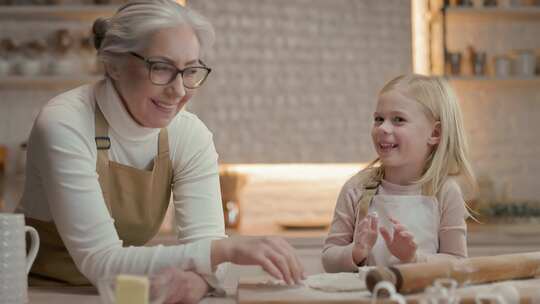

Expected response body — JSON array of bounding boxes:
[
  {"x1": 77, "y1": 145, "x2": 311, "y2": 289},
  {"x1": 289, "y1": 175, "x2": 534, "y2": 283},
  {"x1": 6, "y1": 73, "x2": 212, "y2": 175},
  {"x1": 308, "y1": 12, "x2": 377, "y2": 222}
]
[{"x1": 92, "y1": 0, "x2": 214, "y2": 67}]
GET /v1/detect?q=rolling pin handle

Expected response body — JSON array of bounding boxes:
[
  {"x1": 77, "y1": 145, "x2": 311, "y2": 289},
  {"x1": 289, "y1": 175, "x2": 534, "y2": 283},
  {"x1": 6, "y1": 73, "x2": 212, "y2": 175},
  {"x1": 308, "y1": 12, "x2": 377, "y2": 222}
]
[{"x1": 366, "y1": 266, "x2": 403, "y2": 293}]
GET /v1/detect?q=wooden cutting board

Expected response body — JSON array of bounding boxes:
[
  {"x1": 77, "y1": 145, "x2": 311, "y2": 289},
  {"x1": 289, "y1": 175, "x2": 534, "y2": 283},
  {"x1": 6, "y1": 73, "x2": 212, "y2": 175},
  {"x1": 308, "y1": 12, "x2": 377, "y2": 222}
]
[{"x1": 237, "y1": 281, "x2": 372, "y2": 304}]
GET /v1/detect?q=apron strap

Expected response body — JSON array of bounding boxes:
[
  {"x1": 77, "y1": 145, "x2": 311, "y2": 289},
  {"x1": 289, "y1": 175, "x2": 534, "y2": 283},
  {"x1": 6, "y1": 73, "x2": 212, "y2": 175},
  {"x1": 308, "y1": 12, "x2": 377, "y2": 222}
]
[
  {"x1": 94, "y1": 101, "x2": 171, "y2": 211},
  {"x1": 355, "y1": 168, "x2": 382, "y2": 220},
  {"x1": 95, "y1": 104, "x2": 169, "y2": 156},
  {"x1": 94, "y1": 103, "x2": 112, "y2": 213},
  {"x1": 94, "y1": 103, "x2": 110, "y2": 151},
  {"x1": 356, "y1": 183, "x2": 378, "y2": 220},
  {"x1": 157, "y1": 127, "x2": 169, "y2": 155}
]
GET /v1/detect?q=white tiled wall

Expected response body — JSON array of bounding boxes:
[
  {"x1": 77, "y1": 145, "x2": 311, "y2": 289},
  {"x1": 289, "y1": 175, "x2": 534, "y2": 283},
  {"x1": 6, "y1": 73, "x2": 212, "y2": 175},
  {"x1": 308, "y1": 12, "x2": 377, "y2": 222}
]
[
  {"x1": 0, "y1": 1, "x2": 411, "y2": 162},
  {"x1": 188, "y1": 0, "x2": 412, "y2": 163}
]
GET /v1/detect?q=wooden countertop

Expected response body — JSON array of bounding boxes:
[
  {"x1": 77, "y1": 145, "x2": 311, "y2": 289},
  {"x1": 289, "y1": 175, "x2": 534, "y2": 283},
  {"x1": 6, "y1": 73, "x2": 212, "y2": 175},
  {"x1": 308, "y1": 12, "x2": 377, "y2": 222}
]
[
  {"x1": 29, "y1": 286, "x2": 235, "y2": 304},
  {"x1": 30, "y1": 276, "x2": 540, "y2": 304},
  {"x1": 28, "y1": 223, "x2": 540, "y2": 303}
]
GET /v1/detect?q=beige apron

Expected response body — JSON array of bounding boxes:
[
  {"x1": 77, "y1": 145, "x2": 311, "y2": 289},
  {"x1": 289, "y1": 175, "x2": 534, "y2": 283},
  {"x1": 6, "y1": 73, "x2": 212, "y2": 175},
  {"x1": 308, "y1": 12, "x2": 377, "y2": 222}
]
[
  {"x1": 367, "y1": 194, "x2": 439, "y2": 266},
  {"x1": 26, "y1": 103, "x2": 173, "y2": 286},
  {"x1": 354, "y1": 169, "x2": 439, "y2": 266}
]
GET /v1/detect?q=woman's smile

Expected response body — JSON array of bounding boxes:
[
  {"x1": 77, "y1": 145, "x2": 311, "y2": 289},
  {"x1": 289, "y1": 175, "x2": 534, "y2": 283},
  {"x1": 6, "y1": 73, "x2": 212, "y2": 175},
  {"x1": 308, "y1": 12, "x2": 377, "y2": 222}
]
[{"x1": 151, "y1": 98, "x2": 179, "y2": 113}]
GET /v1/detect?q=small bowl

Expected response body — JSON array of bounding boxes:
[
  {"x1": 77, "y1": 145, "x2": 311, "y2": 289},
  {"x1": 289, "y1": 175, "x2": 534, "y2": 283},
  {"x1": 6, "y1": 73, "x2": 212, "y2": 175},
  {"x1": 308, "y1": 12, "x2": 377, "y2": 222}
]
[{"x1": 97, "y1": 274, "x2": 171, "y2": 304}]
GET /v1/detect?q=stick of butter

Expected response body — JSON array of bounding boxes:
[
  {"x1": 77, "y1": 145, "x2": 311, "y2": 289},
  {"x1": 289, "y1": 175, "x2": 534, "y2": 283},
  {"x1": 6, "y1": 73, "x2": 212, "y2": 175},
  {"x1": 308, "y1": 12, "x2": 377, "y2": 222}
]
[{"x1": 115, "y1": 274, "x2": 149, "y2": 304}]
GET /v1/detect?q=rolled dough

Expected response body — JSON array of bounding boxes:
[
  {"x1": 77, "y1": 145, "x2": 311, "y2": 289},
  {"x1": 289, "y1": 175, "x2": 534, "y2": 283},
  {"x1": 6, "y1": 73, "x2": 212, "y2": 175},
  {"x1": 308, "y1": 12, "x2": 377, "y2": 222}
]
[{"x1": 304, "y1": 272, "x2": 367, "y2": 292}]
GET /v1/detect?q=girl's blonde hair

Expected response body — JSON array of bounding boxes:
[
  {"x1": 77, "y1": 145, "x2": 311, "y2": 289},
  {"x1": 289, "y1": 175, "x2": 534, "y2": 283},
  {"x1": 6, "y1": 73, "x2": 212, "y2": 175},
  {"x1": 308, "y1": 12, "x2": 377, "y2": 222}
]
[{"x1": 368, "y1": 74, "x2": 476, "y2": 197}]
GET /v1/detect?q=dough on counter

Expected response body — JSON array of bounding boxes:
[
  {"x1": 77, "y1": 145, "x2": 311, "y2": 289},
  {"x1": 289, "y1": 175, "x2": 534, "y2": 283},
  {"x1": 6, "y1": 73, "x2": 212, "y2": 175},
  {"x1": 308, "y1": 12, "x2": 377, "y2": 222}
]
[
  {"x1": 303, "y1": 272, "x2": 367, "y2": 292},
  {"x1": 239, "y1": 276, "x2": 288, "y2": 286},
  {"x1": 237, "y1": 267, "x2": 373, "y2": 292}
]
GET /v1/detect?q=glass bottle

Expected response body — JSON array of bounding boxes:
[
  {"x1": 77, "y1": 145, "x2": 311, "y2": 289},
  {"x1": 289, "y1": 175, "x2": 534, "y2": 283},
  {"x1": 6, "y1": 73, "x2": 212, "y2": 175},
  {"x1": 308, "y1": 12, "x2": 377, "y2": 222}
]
[
  {"x1": 48, "y1": 29, "x2": 80, "y2": 76},
  {"x1": 17, "y1": 40, "x2": 45, "y2": 76},
  {"x1": 219, "y1": 168, "x2": 247, "y2": 229},
  {"x1": 0, "y1": 40, "x2": 11, "y2": 76}
]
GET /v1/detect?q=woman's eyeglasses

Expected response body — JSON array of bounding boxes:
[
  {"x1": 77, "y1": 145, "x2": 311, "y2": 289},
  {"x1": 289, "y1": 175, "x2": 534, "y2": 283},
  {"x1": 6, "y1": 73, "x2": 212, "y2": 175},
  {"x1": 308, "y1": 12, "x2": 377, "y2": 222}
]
[{"x1": 130, "y1": 52, "x2": 211, "y2": 89}]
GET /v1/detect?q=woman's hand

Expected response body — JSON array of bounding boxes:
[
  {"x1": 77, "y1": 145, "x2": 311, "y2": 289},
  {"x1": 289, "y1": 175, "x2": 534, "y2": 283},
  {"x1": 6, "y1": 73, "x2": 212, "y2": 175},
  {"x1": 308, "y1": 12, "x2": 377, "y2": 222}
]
[
  {"x1": 352, "y1": 213, "x2": 378, "y2": 265},
  {"x1": 211, "y1": 236, "x2": 305, "y2": 285},
  {"x1": 157, "y1": 268, "x2": 209, "y2": 304},
  {"x1": 380, "y1": 217, "x2": 417, "y2": 263}
]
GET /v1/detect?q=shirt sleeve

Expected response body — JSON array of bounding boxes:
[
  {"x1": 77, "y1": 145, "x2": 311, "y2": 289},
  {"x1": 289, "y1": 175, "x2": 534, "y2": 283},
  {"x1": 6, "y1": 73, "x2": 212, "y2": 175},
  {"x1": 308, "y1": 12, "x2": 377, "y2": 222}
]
[
  {"x1": 29, "y1": 105, "x2": 225, "y2": 287},
  {"x1": 170, "y1": 115, "x2": 227, "y2": 274},
  {"x1": 416, "y1": 179, "x2": 468, "y2": 263},
  {"x1": 322, "y1": 176, "x2": 364, "y2": 272}
]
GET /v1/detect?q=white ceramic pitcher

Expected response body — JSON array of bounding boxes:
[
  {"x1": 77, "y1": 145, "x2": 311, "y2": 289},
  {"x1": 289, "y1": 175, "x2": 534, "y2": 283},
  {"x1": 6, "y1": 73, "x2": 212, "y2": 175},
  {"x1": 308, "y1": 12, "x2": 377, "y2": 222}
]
[{"x1": 0, "y1": 213, "x2": 40, "y2": 304}]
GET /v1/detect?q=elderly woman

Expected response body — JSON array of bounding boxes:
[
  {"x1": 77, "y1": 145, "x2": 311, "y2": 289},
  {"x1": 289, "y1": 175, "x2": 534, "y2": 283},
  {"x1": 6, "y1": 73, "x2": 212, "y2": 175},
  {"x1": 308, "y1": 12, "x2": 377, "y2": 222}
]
[{"x1": 18, "y1": 0, "x2": 303, "y2": 302}]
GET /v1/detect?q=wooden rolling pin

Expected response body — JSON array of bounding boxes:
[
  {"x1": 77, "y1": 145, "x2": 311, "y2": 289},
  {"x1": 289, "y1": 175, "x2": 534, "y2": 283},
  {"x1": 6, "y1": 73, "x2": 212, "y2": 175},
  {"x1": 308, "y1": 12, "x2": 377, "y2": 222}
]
[{"x1": 366, "y1": 252, "x2": 540, "y2": 294}]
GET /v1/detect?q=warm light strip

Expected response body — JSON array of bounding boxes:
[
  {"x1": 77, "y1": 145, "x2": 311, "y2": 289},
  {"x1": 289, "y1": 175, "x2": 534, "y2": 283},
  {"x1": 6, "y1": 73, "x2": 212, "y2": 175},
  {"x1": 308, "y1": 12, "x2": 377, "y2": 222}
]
[
  {"x1": 221, "y1": 163, "x2": 367, "y2": 181},
  {"x1": 412, "y1": 0, "x2": 429, "y2": 75}
]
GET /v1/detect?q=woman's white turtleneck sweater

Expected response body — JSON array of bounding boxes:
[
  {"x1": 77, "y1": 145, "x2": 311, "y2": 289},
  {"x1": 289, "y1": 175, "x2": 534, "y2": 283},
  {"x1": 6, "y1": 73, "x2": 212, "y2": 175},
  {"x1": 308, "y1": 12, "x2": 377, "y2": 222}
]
[{"x1": 18, "y1": 78, "x2": 227, "y2": 285}]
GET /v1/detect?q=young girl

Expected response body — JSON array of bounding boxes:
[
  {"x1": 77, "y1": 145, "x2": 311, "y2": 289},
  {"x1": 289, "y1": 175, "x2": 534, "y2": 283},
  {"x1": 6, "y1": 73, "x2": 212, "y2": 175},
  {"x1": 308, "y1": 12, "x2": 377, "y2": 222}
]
[{"x1": 322, "y1": 74, "x2": 476, "y2": 272}]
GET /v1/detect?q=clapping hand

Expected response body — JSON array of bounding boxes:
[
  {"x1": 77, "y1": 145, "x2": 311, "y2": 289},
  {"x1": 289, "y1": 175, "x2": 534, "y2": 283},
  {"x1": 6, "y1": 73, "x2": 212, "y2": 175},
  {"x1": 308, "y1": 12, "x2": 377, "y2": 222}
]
[
  {"x1": 379, "y1": 217, "x2": 417, "y2": 263},
  {"x1": 352, "y1": 213, "x2": 379, "y2": 265}
]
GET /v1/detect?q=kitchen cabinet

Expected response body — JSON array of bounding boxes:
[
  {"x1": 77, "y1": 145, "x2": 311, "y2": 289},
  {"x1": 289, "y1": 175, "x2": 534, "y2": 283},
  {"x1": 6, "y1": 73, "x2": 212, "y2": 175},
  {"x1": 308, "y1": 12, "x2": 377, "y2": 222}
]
[
  {"x1": 0, "y1": 4, "x2": 117, "y2": 90},
  {"x1": 445, "y1": 6, "x2": 540, "y2": 19},
  {"x1": 0, "y1": 4, "x2": 118, "y2": 21},
  {"x1": 0, "y1": 75, "x2": 101, "y2": 90},
  {"x1": 428, "y1": 1, "x2": 540, "y2": 80}
]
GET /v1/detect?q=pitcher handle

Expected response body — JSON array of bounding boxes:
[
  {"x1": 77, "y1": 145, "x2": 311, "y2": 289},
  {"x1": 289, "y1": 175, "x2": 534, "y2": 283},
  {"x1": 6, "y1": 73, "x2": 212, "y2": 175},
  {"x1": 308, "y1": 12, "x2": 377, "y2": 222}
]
[{"x1": 25, "y1": 226, "x2": 40, "y2": 274}]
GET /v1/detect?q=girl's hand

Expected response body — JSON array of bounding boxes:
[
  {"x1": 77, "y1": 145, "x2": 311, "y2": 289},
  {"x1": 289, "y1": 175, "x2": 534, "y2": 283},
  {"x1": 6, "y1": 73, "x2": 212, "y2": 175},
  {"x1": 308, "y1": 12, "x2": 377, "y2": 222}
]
[
  {"x1": 352, "y1": 213, "x2": 378, "y2": 265},
  {"x1": 379, "y1": 217, "x2": 417, "y2": 263},
  {"x1": 212, "y1": 236, "x2": 305, "y2": 285},
  {"x1": 157, "y1": 268, "x2": 209, "y2": 304}
]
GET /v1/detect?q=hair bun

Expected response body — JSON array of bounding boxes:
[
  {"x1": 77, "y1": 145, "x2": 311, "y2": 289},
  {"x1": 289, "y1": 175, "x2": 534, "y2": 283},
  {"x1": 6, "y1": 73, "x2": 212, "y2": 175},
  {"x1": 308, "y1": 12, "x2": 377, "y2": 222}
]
[{"x1": 92, "y1": 17, "x2": 109, "y2": 50}]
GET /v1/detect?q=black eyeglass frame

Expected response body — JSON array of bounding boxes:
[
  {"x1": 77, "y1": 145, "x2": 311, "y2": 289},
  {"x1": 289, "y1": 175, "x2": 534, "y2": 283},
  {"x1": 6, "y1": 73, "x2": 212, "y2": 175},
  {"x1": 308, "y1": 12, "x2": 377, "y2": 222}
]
[{"x1": 130, "y1": 52, "x2": 212, "y2": 89}]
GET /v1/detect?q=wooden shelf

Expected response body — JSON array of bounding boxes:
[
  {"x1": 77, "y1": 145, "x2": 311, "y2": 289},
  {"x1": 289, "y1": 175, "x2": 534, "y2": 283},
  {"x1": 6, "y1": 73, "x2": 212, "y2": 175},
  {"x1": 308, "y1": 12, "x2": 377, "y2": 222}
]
[
  {"x1": 446, "y1": 75, "x2": 540, "y2": 86},
  {"x1": 0, "y1": 75, "x2": 102, "y2": 90},
  {"x1": 0, "y1": 5, "x2": 118, "y2": 21},
  {"x1": 448, "y1": 75, "x2": 540, "y2": 80},
  {"x1": 446, "y1": 6, "x2": 540, "y2": 21}
]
